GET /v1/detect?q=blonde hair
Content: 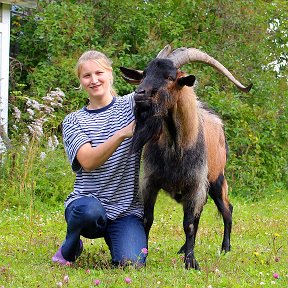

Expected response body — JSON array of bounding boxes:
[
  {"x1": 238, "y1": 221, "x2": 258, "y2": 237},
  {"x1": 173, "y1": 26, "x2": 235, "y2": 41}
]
[{"x1": 76, "y1": 50, "x2": 117, "y2": 96}]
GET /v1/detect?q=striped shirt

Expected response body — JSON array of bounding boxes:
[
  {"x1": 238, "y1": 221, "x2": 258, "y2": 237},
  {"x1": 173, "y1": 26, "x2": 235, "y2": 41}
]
[{"x1": 62, "y1": 93, "x2": 143, "y2": 220}]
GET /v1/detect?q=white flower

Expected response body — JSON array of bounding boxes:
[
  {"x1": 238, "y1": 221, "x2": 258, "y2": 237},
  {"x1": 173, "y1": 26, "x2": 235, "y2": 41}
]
[
  {"x1": 12, "y1": 106, "x2": 21, "y2": 121},
  {"x1": 27, "y1": 108, "x2": 35, "y2": 119},
  {"x1": 52, "y1": 135, "x2": 59, "y2": 147},
  {"x1": 40, "y1": 152, "x2": 46, "y2": 160},
  {"x1": 56, "y1": 87, "x2": 65, "y2": 97},
  {"x1": 47, "y1": 137, "x2": 53, "y2": 150},
  {"x1": 51, "y1": 102, "x2": 62, "y2": 107},
  {"x1": 28, "y1": 118, "x2": 45, "y2": 139},
  {"x1": 43, "y1": 106, "x2": 55, "y2": 114},
  {"x1": 47, "y1": 135, "x2": 59, "y2": 150},
  {"x1": 63, "y1": 275, "x2": 69, "y2": 283},
  {"x1": 43, "y1": 88, "x2": 65, "y2": 106},
  {"x1": 23, "y1": 133, "x2": 30, "y2": 146},
  {"x1": 42, "y1": 96, "x2": 54, "y2": 102},
  {"x1": 26, "y1": 99, "x2": 41, "y2": 110}
]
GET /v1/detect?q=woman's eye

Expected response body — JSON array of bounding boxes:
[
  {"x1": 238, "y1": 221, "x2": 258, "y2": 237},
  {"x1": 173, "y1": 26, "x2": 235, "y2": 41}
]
[{"x1": 167, "y1": 76, "x2": 174, "y2": 81}]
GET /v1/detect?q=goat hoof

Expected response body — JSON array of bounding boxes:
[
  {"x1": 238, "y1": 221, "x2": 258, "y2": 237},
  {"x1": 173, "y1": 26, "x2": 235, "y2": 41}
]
[
  {"x1": 184, "y1": 258, "x2": 200, "y2": 270},
  {"x1": 221, "y1": 243, "x2": 231, "y2": 253}
]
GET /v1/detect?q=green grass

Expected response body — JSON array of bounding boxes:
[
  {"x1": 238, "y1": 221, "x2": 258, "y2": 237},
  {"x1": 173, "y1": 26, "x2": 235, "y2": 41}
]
[{"x1": 0, "y1": 190, "x2": 287, "y2": 288}]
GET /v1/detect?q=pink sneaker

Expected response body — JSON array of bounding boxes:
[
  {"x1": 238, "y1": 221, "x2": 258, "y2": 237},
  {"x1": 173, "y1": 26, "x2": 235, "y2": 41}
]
[{"x1": 52, "y1": 240, "x2": 83, "y2": 265}]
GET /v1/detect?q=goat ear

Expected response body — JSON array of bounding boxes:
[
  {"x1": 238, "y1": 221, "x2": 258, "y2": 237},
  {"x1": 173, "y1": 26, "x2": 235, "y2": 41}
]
[
  {"x1": 177, "y1": 75, "x2": 196, "y2": 87},
  {"x1": 120, "y1": 67, "x2": 143, "y2": 85}
]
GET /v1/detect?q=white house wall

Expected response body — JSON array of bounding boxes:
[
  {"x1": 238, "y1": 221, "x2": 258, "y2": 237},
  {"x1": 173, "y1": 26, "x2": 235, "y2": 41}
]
[{"x1": 0, "y1": 3, "x2": 10, "y2": 149}]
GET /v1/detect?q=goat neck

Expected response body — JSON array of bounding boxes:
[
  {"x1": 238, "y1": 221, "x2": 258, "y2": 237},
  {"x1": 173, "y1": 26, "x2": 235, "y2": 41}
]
[{"x1": 161, "y1": 84, "x2": 200, "y2": 151}]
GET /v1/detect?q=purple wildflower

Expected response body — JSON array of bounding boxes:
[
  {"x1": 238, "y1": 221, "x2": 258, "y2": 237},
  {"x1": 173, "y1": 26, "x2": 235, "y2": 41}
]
[
  {"x1": 125, "y1": 277, "x2": 132, "y2": 284},
  {"x1": 273, "y1": 273, "x2": 279, "y2": 279}
]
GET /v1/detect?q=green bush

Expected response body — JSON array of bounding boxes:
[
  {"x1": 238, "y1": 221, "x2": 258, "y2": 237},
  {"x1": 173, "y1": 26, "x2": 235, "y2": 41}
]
[
  {"x1": 5, "y1": 0, "x2": 287, "y2": 205},
  {"x1": 0, "y1": 138, "x2": 74, "y2": 209}
]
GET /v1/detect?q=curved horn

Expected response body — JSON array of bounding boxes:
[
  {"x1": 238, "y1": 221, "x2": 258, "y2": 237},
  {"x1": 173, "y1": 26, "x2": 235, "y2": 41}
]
[
  {"x1": 156, "y1": 44, "x2": 172, "y2": 58},
  {"x1": 168, "y1": 47, "x2": 253, "y2": 93}
]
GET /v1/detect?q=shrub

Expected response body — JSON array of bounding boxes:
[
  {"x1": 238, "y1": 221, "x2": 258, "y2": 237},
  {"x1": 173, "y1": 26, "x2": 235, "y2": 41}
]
[{"x1": 4, "y1": 0, "x2": 287, "y2": 204}]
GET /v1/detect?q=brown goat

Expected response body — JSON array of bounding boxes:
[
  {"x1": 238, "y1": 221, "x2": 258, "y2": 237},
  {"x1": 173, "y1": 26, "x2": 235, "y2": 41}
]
[{"x1": 120, "y1": 45, "x2": 252, "y2": 269}]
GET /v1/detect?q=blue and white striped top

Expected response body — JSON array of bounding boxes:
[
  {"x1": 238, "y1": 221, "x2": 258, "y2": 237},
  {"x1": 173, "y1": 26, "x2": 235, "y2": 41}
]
[{"x1": 62, "y1": 93, "x2": 143, "y2": 220}]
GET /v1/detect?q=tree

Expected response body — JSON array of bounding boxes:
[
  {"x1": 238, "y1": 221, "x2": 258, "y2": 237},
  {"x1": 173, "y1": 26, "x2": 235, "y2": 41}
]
[{"x1": 9, "y1": 0, "x2": 288, "y2": 198}]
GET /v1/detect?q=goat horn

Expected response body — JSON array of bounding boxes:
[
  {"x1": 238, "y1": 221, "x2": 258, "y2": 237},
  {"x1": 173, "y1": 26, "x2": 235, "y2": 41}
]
[
  {"x1": 156, "y1": 44, "x2": 172, "y2": 58},
  {"x1": 168, "y1": 47, "x2": 252, "y2": 93}
]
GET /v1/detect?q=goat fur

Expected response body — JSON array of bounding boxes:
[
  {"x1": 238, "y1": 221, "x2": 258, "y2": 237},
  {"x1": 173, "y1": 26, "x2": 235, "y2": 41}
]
[{"x1": 121, "y1": 60, "x2": 233, "y2": 270}]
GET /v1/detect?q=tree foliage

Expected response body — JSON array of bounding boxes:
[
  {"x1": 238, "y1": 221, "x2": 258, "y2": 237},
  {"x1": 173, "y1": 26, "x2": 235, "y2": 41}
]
[{"x1": 8, "y1": 0, "x2": 288, "y2": 199}]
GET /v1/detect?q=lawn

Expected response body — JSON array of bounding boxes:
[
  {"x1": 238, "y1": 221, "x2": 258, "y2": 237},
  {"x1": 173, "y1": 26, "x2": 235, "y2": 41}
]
[{"x1": 0, "y1": 190, "x2": 287, "y2": 288}]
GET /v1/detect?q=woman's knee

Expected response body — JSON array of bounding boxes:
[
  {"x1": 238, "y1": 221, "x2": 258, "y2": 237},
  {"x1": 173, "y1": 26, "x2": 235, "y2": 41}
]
[
  {"x1": 84, "y1": 200, "x2": 107, "y2": 223},
  {"x1": 106, "y1": 215, "x2": 147, "y2": 266},
  {"x1": 66, "y1": 197, "x2": 108, "y2": 233}
]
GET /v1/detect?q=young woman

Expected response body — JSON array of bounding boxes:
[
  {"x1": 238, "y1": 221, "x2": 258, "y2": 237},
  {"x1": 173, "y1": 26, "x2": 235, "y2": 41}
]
[{"x1": 52, "y1": 50, "x2": 147, "y2": 267}]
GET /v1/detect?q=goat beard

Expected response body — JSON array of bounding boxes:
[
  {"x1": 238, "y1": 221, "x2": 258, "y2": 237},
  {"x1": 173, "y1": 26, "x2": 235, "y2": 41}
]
[{"x1": 130, "y1": 100, "x2": 163, "y2": 154}]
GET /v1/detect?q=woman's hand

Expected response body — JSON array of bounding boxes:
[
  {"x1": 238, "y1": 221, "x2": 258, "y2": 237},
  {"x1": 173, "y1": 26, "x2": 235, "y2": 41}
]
[{"x1": 117, "y1": 121, "x2": 135, "y2": 139}]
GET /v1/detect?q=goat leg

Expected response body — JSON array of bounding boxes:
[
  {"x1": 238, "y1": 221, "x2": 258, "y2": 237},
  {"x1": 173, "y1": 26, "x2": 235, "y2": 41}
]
[
  {"x1": 142, "y1": 180, "x2": 160, "y2": 239},
  {"x1": 182, "y1": 200, "x2": 202, "y2": 270},
  {"x1": 177, "y1": 243, "x2": 185, "y2": 254},
  {"x1": 221, "y1": 202, "x2": 233, "y2": 252},
  {"x1": 177, "y1": 214, "x2": 200, "y2": 255},
  {"x1": 208, "y1": 174, "x2": 233, "y2": 253}
]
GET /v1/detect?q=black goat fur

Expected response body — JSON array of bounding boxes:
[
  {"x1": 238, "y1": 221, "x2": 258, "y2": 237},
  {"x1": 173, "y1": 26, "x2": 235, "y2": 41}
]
[{"x1": 121, "y1": 58, "x2": 233, "y2": 270}]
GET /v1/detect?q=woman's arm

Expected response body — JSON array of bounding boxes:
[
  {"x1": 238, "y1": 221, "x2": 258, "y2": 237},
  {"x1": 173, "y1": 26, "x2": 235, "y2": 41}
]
[{"x1": 76, "y1": 121, "x2": 135, "y2": 172}]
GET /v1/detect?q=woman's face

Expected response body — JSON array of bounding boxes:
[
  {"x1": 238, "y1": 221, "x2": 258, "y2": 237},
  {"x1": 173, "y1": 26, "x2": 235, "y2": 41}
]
[{"x1": 79, "y1": 60, "x2": 113, "y2": 100}]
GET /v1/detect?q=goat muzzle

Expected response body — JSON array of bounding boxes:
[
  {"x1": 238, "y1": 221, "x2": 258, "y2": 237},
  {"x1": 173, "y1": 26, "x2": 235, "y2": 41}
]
[{"x1": 134, "y1": 93, "x2": 153, "y2": 107}]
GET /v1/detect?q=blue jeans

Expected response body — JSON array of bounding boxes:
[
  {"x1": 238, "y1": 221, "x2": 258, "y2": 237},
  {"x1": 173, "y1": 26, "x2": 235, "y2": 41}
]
[{"x1": 61, "y1": 197, "x2": 147, "y2": 266}]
